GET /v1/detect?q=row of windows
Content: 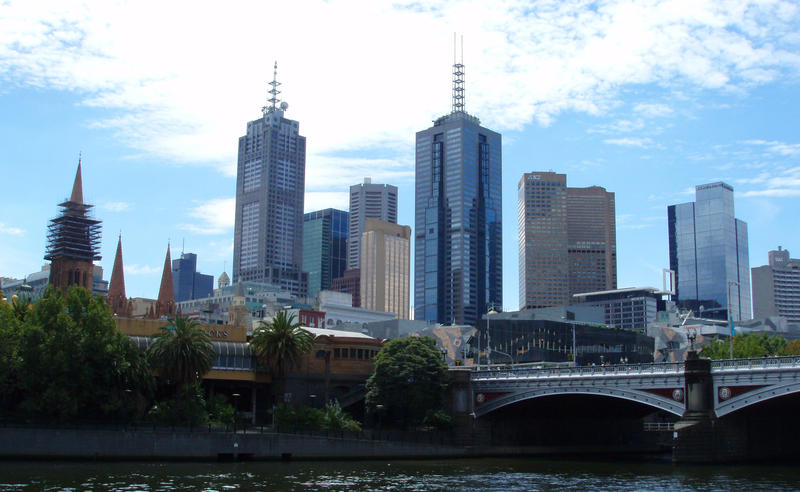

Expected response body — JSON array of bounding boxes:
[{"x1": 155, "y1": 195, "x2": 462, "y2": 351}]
[{"x1": 333, "y1": 347, "x2": 379, "y2": 361}]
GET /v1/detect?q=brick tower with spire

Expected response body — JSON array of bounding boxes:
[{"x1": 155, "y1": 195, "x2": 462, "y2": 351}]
[
  {"x1": 45, "y1": 159, "x2": 102, "y2": 294},
  {"x1": 107, "y1": 235, "x2": 132, "y2": 316},
  {"x1": 153, "y1": 244, "x2": 176, "y2": 318}
]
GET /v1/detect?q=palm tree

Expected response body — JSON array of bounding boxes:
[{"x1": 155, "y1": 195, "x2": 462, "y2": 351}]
[
  {"x1": 147, "y1": 315, "x2": 215, "y2": 388},
  {"x1": 250, "y1": 311, "x2": 314, "y2": 378}
]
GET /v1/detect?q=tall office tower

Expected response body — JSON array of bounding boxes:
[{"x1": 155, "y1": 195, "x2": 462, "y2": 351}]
[
  {"x1": 752, "y1": 246, "x2": 800, "y2": 323},
  {"x1": 303, "y1": 208, "x2": 349, "y2": 299},
  {"x1": 172, "y1": 252, "x2": 214, "y2": 302},
  {"x1": 567, "y1": 186, "x2": 617, "y2": 296},
  {"x1": 361, "y1": 218, "x2": 411, "y2": 319},
  {"x1": 45, "y1": 160, "x2": 102, "y2": 294},
  {"x1": 414, "y1": 53, "x2": 502, "y2": 326},
  {"x1": 518, "y1": 172, "x2": 568, "y2": 309},
  {"x1": 518, "y1": 173, "x2": 617, "y2": 310},
  {"x1": 668, "y1": 182, "x2": 751, "y2": 321},
  {"x1": 233, "y1": 63, "x2": 307, "y2": 297},
  {"x1": 348, "y1": 178, "x2": 398, "y2": 269}
]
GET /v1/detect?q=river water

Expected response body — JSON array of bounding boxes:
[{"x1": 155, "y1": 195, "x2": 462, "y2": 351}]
[{"x1": 1, "y1": 458, "x2": 798, "y2": 491}]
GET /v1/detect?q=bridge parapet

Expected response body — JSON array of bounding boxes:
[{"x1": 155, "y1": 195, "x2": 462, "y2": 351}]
[
  {"x1": 471, "y1": 362, "x2": 684, "y2": 382},
  {"x1": 711, "y1": 356, "x2": 800, "y2": 373}
]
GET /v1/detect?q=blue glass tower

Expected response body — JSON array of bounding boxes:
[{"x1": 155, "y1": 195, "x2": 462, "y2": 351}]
[
  {"x1": 414, "y1": 58, "x2": 502, "y2": 326},
  {"x1": 668, "y1": 182, "x2": 751, "y2": 320},
  {"x1": 303, "y1": 208, "x2": 349, "y2": 299}
]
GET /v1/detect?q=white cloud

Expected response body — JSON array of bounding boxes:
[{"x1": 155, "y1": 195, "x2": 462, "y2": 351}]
[
  {"x1": 0, "y1": 222, "x2": 24, "y2": 236},
  {"x1": 634, "y1": 103, "x2": 673, "y2": 118},
  {"x1": 0, "y1": 0, "x2": 798, "y2": 174},
  {"x1": 743, "y1": 139, "x2": 800, "y2": 156},
  {"x1": 604, "y1": 137, "x2": 654, "y2": 148},
  {"x1": 183, "y1": 197, "x2": 235, "y2": 235},
  {"x1": 126, "y1": 264, "x2": 160, "y2": 275},
  {"x1": 100, "y1": 201, "x2": 133, "y2": 212}
]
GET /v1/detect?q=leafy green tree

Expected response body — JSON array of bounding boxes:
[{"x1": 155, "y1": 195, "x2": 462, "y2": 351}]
[
  {"x1": 4, "y1": 286, "x2": 152, "y2": 423},
  {"x1": 780, "y1": 339, "x2": 800, "y2": 356},
  {"x1": 250, "y1": 311, "x2": 314, "y2": 377},
  {"x1": 365, "y1": 336, "x2": 449, "y2": 428},
  {"x1": 701, "y1": 333, "x2": 788, "y2": 360},
  {"x1": 147, "y1": 315, "x2": 215, "y2": 388},
  {"x1": 322, "y1": 400, "x2": 361, "y2": 432}
]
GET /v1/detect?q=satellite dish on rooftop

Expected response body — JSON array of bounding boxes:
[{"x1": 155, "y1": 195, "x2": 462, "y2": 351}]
[{"x1": 280, "y1": 102, "x2": 289, "y2": 110}]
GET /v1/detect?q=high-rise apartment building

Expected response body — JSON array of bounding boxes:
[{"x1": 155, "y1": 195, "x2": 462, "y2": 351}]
[
  {"x1": 232, "y1": 64, "x2": 307, "y2": 297},
  {"x1": 518, "y1": 173, "x2": 617, "y2": 310},
  {"x1": 172, "y1": 252, "x2": 214, "y2": 302},
  {"x1": 668, "y1": 182, "x2": 751, "y2": 321},
  {"x1": 361, "y1": 218, "x2": 410, "y2": 319},
  {"x1": 752, "y1": 246, "x2": 800, "y2": 323},
  {"x1": 348, "y1": 178, "x2": 397, "y2": 270},
  {"x1": 303, "y1": 208, "x2": 348, "y2": 299},
  {"x1": 414, "y1": 56, "x2": 502, "y2": 326}
]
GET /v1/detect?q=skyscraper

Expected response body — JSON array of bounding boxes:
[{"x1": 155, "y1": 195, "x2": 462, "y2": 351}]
[
  {"x1": 361, "y1": 218, "x2": 411, "y2": 319},
  {"x1": 414, "y1": 54, "x2": 502, "y2": 326},
  {"x1": 348, "y1": 178, "x2": 397, "y2": 270},
  {"x1": 303, "y1": 208, "x2": 349, "y2": 299},
  {"x1": 233, "y1": 63, "x2": 307, "y2": 297},
  {"x1": 172, "y1": 252, "x2": 214, "y2": 302},
  {"x1": 668, "y1": 182, "x2": 751, "y2": 321},
  {"x1": 751, "y1": 246, "x2": 800, "y2": 323},
  {"x1": 518, "y1": 172, "x2": 616, "y2": 310}
]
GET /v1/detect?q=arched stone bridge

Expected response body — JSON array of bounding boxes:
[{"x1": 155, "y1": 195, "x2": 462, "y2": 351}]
[{"x1": 469, "y1": 356, "x2": 800, "y2": 418}]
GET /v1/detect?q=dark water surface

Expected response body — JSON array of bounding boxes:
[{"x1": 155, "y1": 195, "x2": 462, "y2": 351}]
[{"x1": 1, "y1": 458, "x2": 799, "y2": 491}]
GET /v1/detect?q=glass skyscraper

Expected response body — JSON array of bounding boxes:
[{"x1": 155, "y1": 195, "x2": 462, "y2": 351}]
[
  {"x1": 668, "y1": 182, "x2": 751, "y2": 321},
  {"x1": 233, "y1": 66, "x2": 307, "y2": 297},
  {"x1": 414, "y1": 60, "x2": 502, "y2": 326},
  {"x1": 303, "y1": 208, "x2": 349, "y2": 299}
]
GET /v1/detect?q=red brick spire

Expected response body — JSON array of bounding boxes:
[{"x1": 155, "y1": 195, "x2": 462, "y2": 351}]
[
  {"x1": 107, "y1": 234, "x2": 130, "y2": 315},
  {"x1": 155, "y1": 243, "x2": 175, "y2": 318}
]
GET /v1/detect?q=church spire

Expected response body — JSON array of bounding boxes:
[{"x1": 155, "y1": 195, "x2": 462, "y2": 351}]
[
  {"x1": 154, "y1": 243, "x2": 175, "y2": 318},
  {"x1": 107, "y1": 234, "x2": 129, "y2": 315},
  {"x1": 70, "y1": 154, "x2": 84, "y2": 204}
]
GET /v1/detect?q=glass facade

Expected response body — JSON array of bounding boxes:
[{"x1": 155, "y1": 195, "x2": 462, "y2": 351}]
[
  {"x1": 303, "y1": 208, "x2": 348, "y2": 299},
  {"x1": 414, "y1": 111, "x2": 502, "y2": 326},
  {"x1": 172, "y1": 253, "x2": 213, "y2": 302},
  {"x1": 668, "y1": 182, "x2": 751, "y2": 320}
]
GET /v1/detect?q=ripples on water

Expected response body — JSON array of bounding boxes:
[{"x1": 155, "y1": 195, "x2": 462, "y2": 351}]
[{"x1": 1, "y1": 458, "x2": 799, "y2": 491}]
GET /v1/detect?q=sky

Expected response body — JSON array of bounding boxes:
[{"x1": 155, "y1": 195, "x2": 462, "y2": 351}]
[{"x1": 1, "y1": 0, "x2": 799, "y2": 312}]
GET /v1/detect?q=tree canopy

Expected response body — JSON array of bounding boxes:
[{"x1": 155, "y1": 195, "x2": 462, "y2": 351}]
[
  {"x1": 365, "y1": 336, "x2": 448, "y2": 428},
  {"x1": 147, "y1": 315, "x2": 215, "y2": 387},
  {"x1": 250, "y1": 311, "x2": 313, "y2": 377},
  {"x1": 0, "y1": 286, "x2": 152, "y2": 423},
  {"x1": 701, "y1": 332, "x2": 797, "y2": 359}
]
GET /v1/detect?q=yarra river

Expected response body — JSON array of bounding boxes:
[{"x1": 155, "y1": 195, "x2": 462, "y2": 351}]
[{"x1": 1, "y1": 458, "x2": 799, "y2": 491}]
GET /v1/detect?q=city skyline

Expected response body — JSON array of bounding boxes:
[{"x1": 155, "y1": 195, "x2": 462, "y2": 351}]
[{"x1": 1, "y1": 1, "x2": 799, "y2": 312}]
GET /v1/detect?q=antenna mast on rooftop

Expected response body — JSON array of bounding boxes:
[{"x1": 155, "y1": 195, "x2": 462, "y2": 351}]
[
  {"x1": 262, "y1": 61, "x2": 282, "y2": 115},
  {"x1": 452, "y1": 34, "x2": 465, "y2": 114}
]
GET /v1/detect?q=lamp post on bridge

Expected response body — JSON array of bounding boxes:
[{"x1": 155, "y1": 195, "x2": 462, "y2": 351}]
[
  {"x1": 486, "y1": 305, "x2": 498, "y2": 367},
  {"x1": 727, "y1": 280, "x2": 739, "y2": 360}
]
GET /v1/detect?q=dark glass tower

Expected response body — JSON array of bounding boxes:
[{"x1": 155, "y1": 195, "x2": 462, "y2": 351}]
[
  {"x1": 45, "y1": 161, "x2": 102, "y2": 294},
  {"x1": 414, "y1": 57, "x2": 502, "y2": 326},
  {"x1": 303, "y1": 208, "x2": 349, "y2": 299},
  {"x1": 233, "y1": 63, "x2": 307, "y2": 297},
  {"x1": 668, "y1": 182, "x2": 751, "y2": 321}
]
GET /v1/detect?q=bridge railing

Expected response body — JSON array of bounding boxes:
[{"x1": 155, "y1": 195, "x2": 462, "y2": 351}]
[
  {"x1": 471, "y1": 361, "x2": 684, "y2": 381},
  {"x1": 711, "y1": 356, "x2": 800, "y2": 372}
]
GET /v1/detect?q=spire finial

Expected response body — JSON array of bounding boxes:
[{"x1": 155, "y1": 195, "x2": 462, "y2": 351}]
[
  {"x1": 70, "y1": 154, "x2": 84, "y2": 204},
  {"x1": 452, "y1": 34, "x2": 465, "y2": 114},
  {"x1": 262, "y1": 61, "x2": 282, "y2": 115}
]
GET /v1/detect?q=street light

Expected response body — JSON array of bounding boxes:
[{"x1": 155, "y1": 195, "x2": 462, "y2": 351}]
[
  {"x1": 486, "y1": 305, "x2": 498, "y2": 367},
  {"x1": 727, "y1": 280, "x2": 739, "y2": 360},
  {"x1": 232, "y1": 393, "x2": 241, "y2": 434}
]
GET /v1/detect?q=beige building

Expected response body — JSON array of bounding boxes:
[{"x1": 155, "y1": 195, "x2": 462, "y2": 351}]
[{"x1": 360, "y1": 218, "x2": 411, "y2": 319}]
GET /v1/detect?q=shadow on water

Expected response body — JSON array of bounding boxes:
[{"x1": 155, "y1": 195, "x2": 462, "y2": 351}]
[{"x1": 1, "y1": 458, "x2": 800, "y2": 491}]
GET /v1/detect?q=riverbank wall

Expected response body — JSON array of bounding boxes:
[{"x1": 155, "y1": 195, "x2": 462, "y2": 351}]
[{"x1": 0, "y1": 427, "x2": 661, "y2": 461}]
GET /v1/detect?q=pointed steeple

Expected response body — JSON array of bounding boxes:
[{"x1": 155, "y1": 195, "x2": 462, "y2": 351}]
[
  {"x1": 107, "y1": 234, "x2": 128, "y2": 315},
  {"x1": 155, "y1": 243, "x2": 175, "y2": 317},
  {"x1": 70, "y1": 156, "x2": 84, "y2": 204}
]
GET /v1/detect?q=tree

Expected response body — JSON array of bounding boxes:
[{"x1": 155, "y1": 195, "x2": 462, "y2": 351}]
[
  {"x1": 701, "y1": 333, "x2": 788, "y2": 360},
  {"x1": 250, "y1": 311, "x2": 313, "y2": 378},
  {"x1": 147, "y1": 315, "x2": 215, "y2": 388},
  {"x1": 780, "y1": 339, "x2": 800, "y2": 356},
  {"x1": 365, "y1": 336, "x2": 448, "y2": 428},
  {"x1": 3, "y1": 285, "x2": 152, "y2": 423}
]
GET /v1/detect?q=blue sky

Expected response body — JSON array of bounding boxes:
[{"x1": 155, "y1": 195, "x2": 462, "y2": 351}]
[{"x1": 1, "y1": 0, "x2": 799, "y2": 312}]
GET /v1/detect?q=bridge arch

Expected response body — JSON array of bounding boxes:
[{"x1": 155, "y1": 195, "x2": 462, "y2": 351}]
[
  {"x1": 716, "y1": 381, "x2": 800, "y2": 417},
  {"x1": 475, "y1": 387, "x2": 685, "y2": 417}
]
